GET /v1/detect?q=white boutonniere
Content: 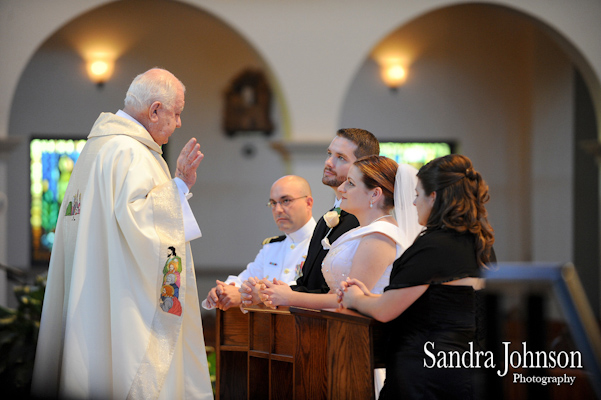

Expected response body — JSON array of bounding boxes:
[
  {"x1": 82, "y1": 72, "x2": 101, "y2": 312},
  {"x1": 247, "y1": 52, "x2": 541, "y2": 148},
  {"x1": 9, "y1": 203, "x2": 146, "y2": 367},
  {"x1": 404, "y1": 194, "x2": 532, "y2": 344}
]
[
  {"x1": 323, "y1": 209, "x2": 341, "y2": 228},
  {"x1": 321, "y1": 207, "x2": 341, "y2": 249}
]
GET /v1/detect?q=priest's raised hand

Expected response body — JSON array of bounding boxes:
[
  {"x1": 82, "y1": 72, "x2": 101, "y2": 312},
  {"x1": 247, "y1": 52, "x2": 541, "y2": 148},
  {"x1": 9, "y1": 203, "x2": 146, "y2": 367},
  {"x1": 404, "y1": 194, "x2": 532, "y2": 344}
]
[{"x1": 176, "y1": 137, "x2": 204, "y2": 190}]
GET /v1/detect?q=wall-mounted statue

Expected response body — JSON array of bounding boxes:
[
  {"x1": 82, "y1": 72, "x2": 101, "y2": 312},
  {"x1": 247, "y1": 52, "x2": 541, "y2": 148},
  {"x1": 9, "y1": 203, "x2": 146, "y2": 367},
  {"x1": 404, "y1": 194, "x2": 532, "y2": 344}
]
[{"x1": 223, "y1": 68, "x2": 274, "y2": 137}]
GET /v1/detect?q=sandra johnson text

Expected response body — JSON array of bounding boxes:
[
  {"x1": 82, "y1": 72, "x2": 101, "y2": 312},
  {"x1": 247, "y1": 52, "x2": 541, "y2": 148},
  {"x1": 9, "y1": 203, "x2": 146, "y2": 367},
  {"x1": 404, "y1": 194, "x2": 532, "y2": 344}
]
[{"x1": 423, "y1": 341, "x2": 582, "y2": 377}]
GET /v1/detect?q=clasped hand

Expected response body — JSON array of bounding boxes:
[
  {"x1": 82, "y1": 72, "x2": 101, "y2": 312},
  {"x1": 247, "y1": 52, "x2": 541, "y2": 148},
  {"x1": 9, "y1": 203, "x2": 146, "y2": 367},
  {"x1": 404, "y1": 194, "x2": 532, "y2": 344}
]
[
  {"x1": 206, "y1": 280, "x2": 240, "y2": 311},
  {"x1": 238, "y1": 277, "x2": 263, "y2": 311},
  {"x1": 258, "y1": 278, "x2": 291, "y2": 308},
  {"x1": 237, "y1": 277, "x2": 291, "y2": 312},
  {"x1": 336, "y1": 278, "x2": 372, "y2": 311}
]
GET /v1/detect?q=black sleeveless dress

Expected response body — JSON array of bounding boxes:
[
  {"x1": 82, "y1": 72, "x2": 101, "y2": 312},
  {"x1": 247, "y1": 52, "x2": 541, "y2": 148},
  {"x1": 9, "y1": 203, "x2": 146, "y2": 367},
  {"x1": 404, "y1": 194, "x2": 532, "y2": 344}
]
[{"x1": 378, "y1": 228, "x2": 484, "y2": 400}]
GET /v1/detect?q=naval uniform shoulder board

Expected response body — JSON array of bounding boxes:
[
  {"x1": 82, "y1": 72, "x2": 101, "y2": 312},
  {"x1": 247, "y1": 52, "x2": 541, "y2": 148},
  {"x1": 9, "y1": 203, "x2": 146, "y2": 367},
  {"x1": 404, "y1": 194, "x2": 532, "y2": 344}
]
[{"x1": 262, "y1": 235, "x2": 286, "y2": 245}]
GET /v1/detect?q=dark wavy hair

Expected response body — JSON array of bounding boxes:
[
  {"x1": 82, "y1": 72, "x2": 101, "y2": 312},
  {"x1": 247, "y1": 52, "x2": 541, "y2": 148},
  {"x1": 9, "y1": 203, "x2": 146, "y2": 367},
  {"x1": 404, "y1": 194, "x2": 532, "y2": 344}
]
[
  {"x1": 417, "y1": 154, "x2": 494, "y2": 267},
  {"x1": 353, "y1": 155, "x2": 398, "y2": 211}
]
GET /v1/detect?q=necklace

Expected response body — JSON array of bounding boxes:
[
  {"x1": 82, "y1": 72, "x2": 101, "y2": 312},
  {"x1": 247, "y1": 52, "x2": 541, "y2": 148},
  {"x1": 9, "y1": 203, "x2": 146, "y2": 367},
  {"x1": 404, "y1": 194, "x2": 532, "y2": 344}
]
[{"x1": 368, "y1": 214, "x2": 392, "y2": 225}]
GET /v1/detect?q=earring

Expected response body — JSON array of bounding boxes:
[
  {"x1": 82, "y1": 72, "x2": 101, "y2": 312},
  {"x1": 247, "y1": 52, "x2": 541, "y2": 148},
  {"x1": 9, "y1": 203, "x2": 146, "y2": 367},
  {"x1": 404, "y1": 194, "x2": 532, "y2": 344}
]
[{"x1": 369, "y1": 201, "x2": 373, "y2": 209}]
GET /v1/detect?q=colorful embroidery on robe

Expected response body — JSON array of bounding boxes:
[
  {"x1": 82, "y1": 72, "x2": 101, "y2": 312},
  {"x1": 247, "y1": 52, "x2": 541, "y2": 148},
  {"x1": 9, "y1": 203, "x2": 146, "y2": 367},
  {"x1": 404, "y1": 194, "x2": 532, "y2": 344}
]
[
  {"x1": 65, "y1": 190, "x2": 81, "y2": 217},
  {"x1": 159, "y1": 246, "x2": 182, "y2": 316},
  {"x1": 160, "y1": 285, "x2": 182, "y2": 315}
]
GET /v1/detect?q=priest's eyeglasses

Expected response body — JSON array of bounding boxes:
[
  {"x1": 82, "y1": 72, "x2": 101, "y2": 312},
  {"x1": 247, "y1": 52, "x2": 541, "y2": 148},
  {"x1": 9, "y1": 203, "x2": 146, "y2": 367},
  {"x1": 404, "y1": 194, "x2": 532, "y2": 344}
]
[{"x1": 266, "y1": 196, "x2": 308, "y2": 209}]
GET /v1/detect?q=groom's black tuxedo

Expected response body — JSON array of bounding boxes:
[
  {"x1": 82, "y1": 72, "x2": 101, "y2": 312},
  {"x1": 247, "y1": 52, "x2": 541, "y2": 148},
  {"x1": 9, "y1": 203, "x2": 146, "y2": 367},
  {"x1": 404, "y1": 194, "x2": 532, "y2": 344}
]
[{"x1": 292, "y1": 209, "x2": 359, "y2": 293}]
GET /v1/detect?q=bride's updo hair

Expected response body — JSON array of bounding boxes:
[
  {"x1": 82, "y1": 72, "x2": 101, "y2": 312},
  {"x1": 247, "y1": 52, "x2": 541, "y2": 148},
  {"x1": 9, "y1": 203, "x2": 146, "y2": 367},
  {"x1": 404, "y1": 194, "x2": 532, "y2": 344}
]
[
  {"x1": 417, "y1": 154, "x2": 494, "y2": 267},
  {"x1": 353, "y1": 155, "x2": 398, "y2": 210}
]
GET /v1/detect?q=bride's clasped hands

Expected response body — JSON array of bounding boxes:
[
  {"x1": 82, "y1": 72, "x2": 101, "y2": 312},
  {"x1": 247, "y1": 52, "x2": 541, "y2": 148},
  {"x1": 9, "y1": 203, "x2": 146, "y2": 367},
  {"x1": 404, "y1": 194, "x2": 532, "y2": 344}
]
[
  {"x1": 336, "y1": 277, "x2": 377, "y2": 311},
  {"x1": 259, "y1": 278, "x2": 293, "y2": 308}
]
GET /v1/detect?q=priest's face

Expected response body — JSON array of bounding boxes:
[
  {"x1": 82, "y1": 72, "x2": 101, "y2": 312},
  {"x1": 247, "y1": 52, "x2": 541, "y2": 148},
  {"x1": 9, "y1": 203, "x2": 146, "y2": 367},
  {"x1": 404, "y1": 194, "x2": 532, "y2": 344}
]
[
  {"x1": 148, "y1": 84, "x2": 185, "y2": 146},
  {"x1": 322, "y1": 136, "x2": 358, "y2": 188}
]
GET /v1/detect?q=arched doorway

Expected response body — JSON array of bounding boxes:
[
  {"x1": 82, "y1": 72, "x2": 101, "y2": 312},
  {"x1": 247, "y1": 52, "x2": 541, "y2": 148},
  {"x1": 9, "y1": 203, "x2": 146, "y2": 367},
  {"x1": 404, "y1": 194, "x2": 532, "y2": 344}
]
[
  {"x1": 340, "y1": 3, "x2": 600, "y2": 315},
  {"x1": 7, "y1": 0, "x2": 288, "y2": 283}
]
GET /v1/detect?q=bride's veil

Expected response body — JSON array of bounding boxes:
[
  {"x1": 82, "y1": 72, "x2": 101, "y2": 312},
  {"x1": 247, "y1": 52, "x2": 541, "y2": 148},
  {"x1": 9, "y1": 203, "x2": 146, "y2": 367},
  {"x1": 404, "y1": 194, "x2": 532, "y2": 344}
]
[{"x1": 393, "y1": 164, "x2": 423, "y2": 249}]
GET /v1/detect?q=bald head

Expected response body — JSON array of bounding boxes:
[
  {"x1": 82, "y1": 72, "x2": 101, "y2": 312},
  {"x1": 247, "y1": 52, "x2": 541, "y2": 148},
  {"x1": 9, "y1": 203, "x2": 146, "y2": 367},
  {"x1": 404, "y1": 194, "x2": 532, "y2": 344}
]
[
  {"x1": 269, "y1": 175, "x2": 313, "y2": 234},
  {"x1": 272, "y1": 175, "x2": 312, "y2": 196}
]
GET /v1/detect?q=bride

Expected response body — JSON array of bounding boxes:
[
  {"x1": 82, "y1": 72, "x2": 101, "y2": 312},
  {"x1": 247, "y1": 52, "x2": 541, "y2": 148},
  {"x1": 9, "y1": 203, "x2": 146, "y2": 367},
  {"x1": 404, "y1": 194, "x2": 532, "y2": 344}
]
[{"x1": 259, "y1": 155, "x2": 421, "y2": 312}]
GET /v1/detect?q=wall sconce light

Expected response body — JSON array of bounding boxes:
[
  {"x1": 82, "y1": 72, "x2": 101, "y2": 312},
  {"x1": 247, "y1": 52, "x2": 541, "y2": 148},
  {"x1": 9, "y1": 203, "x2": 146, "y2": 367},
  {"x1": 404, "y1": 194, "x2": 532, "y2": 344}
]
[
  {"x1": 380, "y1": 62, "x2": 407, "y2": 91},
  {"x1": 87, "y1": 59, "x2": 114, "y2": 87}
]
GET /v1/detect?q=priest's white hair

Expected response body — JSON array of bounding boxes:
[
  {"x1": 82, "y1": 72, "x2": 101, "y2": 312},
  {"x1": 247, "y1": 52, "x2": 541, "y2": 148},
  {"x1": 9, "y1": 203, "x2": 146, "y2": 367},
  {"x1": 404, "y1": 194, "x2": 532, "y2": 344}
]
[{"x1": 124, "y1": 67, "x2": 185, "y2": 113}]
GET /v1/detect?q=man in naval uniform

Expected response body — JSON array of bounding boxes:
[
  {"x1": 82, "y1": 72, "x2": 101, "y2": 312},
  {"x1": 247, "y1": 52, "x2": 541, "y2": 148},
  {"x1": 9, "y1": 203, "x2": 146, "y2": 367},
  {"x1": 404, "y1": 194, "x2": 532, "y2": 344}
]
[
  {"x1": 203, "y1": 175, "x2": 316, "y2": 311},
  {"x1": 31, "y1": 68, "x2": 212, "y2": 400}
]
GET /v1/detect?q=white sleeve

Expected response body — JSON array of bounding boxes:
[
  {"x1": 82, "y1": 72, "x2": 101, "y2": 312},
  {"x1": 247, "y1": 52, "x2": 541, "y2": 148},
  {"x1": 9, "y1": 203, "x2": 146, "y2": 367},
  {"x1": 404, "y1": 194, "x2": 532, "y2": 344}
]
[
  {"x1": 174, "y1": 177, "x2": 202, "y2": 242},
  {"x1": 225, "y1": 245, "x2": 268, "y2": 286},
  {"x1": 201, "y1": 249, "x2": 265, "y2": 311}
]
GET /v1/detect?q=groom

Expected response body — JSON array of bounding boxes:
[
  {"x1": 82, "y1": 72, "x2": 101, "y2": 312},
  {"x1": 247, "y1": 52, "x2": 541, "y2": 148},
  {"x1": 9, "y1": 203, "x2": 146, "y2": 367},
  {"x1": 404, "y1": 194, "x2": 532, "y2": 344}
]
[{"x1": 292, "y1": 128, "x2": 380, "y2": 293}]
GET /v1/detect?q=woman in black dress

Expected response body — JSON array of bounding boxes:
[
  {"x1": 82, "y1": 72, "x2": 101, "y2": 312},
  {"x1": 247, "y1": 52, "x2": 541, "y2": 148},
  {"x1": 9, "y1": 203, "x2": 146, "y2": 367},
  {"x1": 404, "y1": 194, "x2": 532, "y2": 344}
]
[{"x1": 338, "y1": 154, "x2": 494, "y2": 399}]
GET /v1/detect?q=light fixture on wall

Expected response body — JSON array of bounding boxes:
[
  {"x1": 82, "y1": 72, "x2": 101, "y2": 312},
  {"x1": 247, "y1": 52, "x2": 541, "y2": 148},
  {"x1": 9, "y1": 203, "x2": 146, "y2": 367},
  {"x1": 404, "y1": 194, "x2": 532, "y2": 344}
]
[
  {"x1": 380, "y1": 60, "x2": 407, "y2": 91},
  {"x1": 86, "y1": 58, "x2": 114, "y2": 87}
]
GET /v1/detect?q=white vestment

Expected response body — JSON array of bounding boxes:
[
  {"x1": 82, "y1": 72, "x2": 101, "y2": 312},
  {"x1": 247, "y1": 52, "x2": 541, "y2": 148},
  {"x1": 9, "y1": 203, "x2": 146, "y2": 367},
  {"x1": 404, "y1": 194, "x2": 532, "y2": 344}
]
[{"x1": 31, "y1": 113, "x2": 213, "y2": 399}]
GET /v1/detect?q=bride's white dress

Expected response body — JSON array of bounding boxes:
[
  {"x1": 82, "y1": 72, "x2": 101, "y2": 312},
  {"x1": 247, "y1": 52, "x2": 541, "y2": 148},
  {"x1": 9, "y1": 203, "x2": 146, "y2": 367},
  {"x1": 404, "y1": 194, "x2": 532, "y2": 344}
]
[
  {"x1": 322, "y1": 220, "x2": 405, "y2": 293},
  {"x1": 321, "y1": 219, "x2": 406, "y2": 399}
]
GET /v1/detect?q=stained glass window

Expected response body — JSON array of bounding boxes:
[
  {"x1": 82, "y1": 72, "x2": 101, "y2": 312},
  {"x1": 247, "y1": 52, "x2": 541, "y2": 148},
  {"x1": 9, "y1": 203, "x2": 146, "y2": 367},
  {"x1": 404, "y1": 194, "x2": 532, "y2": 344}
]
[
  {"x1": 379, "y1": 141, "x2": 455, "y2": 170},
  {"x1": 30, "y1": 138, "x2": 86, "y2": 263}
]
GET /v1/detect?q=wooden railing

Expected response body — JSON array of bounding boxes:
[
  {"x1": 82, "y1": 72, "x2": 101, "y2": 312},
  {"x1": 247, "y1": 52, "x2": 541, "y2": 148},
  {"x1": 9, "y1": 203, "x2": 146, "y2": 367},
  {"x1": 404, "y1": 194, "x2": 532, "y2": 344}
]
[{"x1": 215, "y1": 305, "x2": 386, "y2": 400}]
